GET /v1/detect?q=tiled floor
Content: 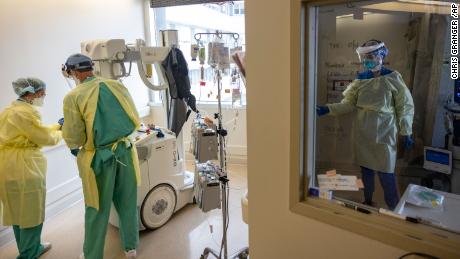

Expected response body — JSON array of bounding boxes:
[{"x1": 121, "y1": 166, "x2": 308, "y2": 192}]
[{"x1": 0, "y1": 163, "x2": 248, "y2": 259}]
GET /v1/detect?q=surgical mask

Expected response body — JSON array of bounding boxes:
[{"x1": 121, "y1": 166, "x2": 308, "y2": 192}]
[
  {"x1": 362, "y1": 58, "x2": 382, "y2": 71},
  {"x1": 32, "y1": 96, "x2": 45, "y2": 107},
  {"x1": 363, "y1": 59, "x2": 378, "y2": 69}
]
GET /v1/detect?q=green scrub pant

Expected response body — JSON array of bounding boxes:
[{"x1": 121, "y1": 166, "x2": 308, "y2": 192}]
[
  {"x1": 13, "y1": 224, "x2": 44, "y2": 259},
  {"x1": 83, "y1": 149, "x2": 139, "y2": 259}
]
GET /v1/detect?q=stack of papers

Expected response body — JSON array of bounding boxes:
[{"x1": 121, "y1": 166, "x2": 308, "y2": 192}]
[{"x1": 317, "y1": 170, "x2": 363, "y2": 191}]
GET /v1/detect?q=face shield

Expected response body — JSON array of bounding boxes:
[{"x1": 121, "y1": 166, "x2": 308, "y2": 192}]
[
  {"x1": 356, "y1": 42, "x2": 386, "y2": 61},
  {"x1": 61, "y1": 56, "x2": 93, "y2": 89},
  {"x1": 356, "y1": 42, "x2": 388, "y2": 71},
  {"x1": 62, "y1": 54, "x2": 93, "y2": 82},
  {"x1": 61, "y1": 64, "x2": 77, "y2": 89}
]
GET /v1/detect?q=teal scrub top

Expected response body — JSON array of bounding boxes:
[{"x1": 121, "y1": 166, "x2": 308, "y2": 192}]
[{"x1": 90, "y1": 78, "x2": 136, "y2": 175}]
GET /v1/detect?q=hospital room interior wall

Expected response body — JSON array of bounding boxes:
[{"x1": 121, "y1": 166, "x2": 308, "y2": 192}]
[
  {"x1": 0, "y1": 0, "x2": 150, "y2": 247},
  {"x1": 245, "y1": 1, "x2": 406, "y2": 258}
]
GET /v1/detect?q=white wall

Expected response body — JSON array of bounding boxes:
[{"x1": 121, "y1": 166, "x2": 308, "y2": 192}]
[
  {"x1": 0, "y1": 0, "x2": 148, "y2": 247},
  {"x1": 246, "y1": 1, "x2": 406, "y2": 258}
]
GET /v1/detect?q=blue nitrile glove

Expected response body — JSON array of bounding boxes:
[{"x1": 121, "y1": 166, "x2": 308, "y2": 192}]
[
  {"x1": 316, "y1": 105, "x2": 330, "y2": 116},
  {"x1": 156, "y1": 129, "x2": 165, "y2": 138},
  {"x1": 403, "y1": 135, "x2": 414, "y2": 149},
  {"x1": 70, "y1": 149, "x2": 80, "y2": 157},
  {"x1": 58, "y1": 118, "x2": 64, "y2": 126}
]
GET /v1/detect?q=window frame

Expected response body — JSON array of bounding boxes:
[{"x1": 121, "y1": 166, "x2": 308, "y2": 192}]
[{"x1": 289, "y1": 0, "x2": 460, "y2": 258}]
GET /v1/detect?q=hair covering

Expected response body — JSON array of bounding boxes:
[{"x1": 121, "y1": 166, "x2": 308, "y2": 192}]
[
  {"x1": 12, "y1": 77, "x2": 46, "y2": 97},
  {"x1": 64, "y1": 54, "x2": 93, "y2": 72}
]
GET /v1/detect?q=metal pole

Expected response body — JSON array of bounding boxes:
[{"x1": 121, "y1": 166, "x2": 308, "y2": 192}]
[
  {"x1": 217, "y1": 70, "x2": 226, "y2": 171},
  {"x1": 222, "y1": 183, "x2": 228, "y2": 259},
  {"x1": 201, "y1": 31, "x2": 246, "y2": 259},
  {"x1": 217, "y1": 69, "x2": 228, "y2": 259}
]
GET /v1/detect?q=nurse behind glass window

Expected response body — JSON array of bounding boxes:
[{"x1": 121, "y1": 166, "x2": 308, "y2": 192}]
[
  {"x1": 0, "y1": 78, "x2": 62, "y2": 259},
  {"x1": 316, "y1": 40, "x2": 415, "y2": 210}
]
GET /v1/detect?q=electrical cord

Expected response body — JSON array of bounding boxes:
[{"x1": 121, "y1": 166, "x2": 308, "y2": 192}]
[
  {"x1": 222, "y1": 134, "x2": 228, "y2": 172},
  {"x1": 398, "y1": 252, "x2": 439, "y2": 259}
]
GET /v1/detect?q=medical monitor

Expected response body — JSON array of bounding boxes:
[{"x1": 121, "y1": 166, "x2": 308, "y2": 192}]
[{"x1": 423, "y1": 147, "x2": 452, "y2": 174}]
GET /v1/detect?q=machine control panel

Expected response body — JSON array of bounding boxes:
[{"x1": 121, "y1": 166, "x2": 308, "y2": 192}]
[
  {"x1": 130, "y1": 124, "x2": 174, "y2": 145},
  {"x1": 130, "y1": 124, "x2": 176, "y2": 161}
]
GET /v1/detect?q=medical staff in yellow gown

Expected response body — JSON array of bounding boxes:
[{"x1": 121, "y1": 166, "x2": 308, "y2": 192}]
[
  {"x1": 61, "y1": 54, "x2": 140, "y2": 259},
  {"x1": 0, "y1": 78, "x2": 61, "y2": 259},
  {"x1": 317, "y1": 40, "x2": 414, "y2": 209}
]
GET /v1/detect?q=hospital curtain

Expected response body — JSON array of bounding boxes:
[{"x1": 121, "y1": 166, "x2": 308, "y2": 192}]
[{"x1": 405, "y1": 13, "x2": 448, "y2": 154}]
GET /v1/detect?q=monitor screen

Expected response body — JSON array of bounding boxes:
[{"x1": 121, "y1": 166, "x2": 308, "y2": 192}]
[
  {"x1": 455, "y1": 79, "x2": 460, "y2": 104},
  {"x1": 426, "y1": 149, "x2": 450, "y2": 165}
]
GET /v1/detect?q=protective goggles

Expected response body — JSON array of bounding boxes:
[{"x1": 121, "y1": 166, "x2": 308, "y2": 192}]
[{"x1": 61, "y1": 64, "x2": 72, "y2": 78}]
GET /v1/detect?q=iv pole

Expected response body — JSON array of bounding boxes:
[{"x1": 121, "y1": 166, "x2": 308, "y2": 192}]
[{"x1": 196, "y1": 31, "x2": 249, "y2": 259}]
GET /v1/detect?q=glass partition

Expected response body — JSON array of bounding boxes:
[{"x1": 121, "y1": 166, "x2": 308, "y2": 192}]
[{"x1": 307, "y1": 0, "x2": 459, "y2": 233}]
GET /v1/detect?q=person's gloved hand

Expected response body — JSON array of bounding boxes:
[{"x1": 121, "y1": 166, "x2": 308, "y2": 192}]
[
  {"x1": 156, "y1": 129, "x2": 165, "y2": 138},
  {"x1": 316, "y1": 105, "x2": 330, "y2": 116},
  {"x1": 70, "y1": 149, "x2": 80, "y2": 157},
  {"x1": 58, "y1": 118, "x2": 64, "y2": 130},
  {"x1": 403, "y1": 135, "x2": 414, "y2": 149}
]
